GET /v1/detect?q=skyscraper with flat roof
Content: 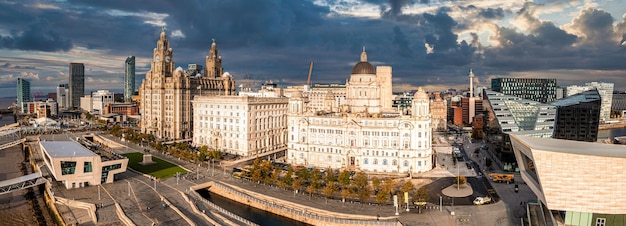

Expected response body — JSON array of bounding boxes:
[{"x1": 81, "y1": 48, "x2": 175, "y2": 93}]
[
  {"x1": 124, "y1": 56, "x2": 135, "y2": 102},
  {"x1": 491, "y1": 78, "x2": 557, "y2": 103},
  {"x1": 69, "y1": 63, "x2": 85, "y2": 109},
  {"x1": 17, "y1": 78, "x2": 31, "y2": 111}
]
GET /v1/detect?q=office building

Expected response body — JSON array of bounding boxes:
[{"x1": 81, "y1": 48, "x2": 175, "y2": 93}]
[
  {"x1": 551, "y1": 89, "x2": 601, "y2": 142},
  {"x1": 491, "y1": 78, "x2": 557, "y2": 103},
  {"x1": 287, "y1": 50, "x2": 433, "y2": 174},
  {"x1": 69, "y1": 63, "x2": 85, "y2": 109},
  {"x1": 124, "y1": 56, "x2": 135, "y2": 102},
  {"x1": 91, "y1": 90, "x2": 115, "y2": 114},
  {"x1": 105, "y1": 102, "x2": 139, "y2": 116},
  {"x1": 139, "y1": 29, "x2": 236, "y2": 140},
  {"x1": 56, "y1": 84, "x2": 69, "y2": 108},
  {"x1": 192, "y1": 95, "x2": 289, "y2": 156},
  {"x1": 80, "y1": 95, "x2": 92, "y2": 113},
  {"x1": 17, "y1": 78, "x2": 31, "y2": 112},
  {"x1": 567, "y1": 82, "x2": 614, "y2": 121},
  {"x1": 612, "y1": 92, "x2": 626, "y2": 117}
]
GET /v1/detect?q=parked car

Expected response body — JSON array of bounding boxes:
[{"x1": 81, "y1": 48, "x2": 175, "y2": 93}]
[{"x1": 473, "y1": 196, "x2": 492, "y2": 205}]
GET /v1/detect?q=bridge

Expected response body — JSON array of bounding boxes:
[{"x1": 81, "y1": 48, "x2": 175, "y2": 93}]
[
  {"x1": 0, "y1": 124, "x2": 22, "y2": 151},
  {"x1": 0, "y1": 172, "x2": 48, "y2": 195}
]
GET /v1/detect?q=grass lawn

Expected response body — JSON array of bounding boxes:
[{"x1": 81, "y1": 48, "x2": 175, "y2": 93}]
[{"x1": 123, "y1": 152, "x2": 188, "y2": 179}]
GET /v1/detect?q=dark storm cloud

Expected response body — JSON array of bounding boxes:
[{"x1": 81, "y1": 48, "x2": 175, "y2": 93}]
[{"x1": 0, "y1": 20, "x2": 72, "y2": 52}]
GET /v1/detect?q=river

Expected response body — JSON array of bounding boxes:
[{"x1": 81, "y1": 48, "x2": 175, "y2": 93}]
[{"x1": 196, "y1": 189, "x2": 310, "y2": 226}]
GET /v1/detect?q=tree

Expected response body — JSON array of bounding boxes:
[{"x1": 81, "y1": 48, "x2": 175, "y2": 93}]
[
  {"x1": 358, "y1": 185, "x2": 372, "y2": 204},
  {"x1": 310, "y1": 169, "x2": 322, "y2": 190},
  {"x1": 296, "y1": 167, "x2": 310, "y2": 182},
  {"x1": 322, "y1": 183, "x2": 337, "y2": 204},
  {"x1": 338, "y1": 170, "x2": 351, "y2": 187},
  {"x1": 292, "y1": 178, "x2": 302, "y2": 196},
  {"x1": 352, "y1": 172, "x2": 368, "y2": 188},
  {"x1": 323, "y1": 168, "x2": 337, "y2": 184},
  {"x1": 413, "y1": 186, "x2": 429, "y2": 213},
  {"x1": 454, "y1": 176, "x2": 467, "y2": 185},
  {"x1": 283, "y1": 167, "x2": 294, "y2": 187},
  {"x1": 375, "y1": 190, "x2": 390, "y2": 207},
  {"x1": 401, "y1": 180, "x2": 414, "y2": 194},
  {"x1": 382, "y1": 178, "x2": 396, "y2": 195},
  {"x1": 306, "y1": 184, "x2": 317, "y2": 199},
  {"x1": 340, "y1": 186, "x2": 352, "y2": 204},
  {"x1": 372, "y1": 177, "x2": 381, "y2": 193}
]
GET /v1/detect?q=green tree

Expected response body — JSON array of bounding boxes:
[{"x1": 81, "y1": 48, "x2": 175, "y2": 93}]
[
  {"x1": 296, "y1": 167, "x2": 310, "y2": 182},
  {"x1": 338, "y1": 170, "x2": 351, "y2": 187},
  {"x1": 283, "y1": 167, "x2": 294, "y2": 187},
  {"x1": 310, "y1": 169, "x2": 322, "y2": 189},
  {"x1": 358, "y1": 185, "x2": 372, "y2": 204},
  {"x1": 413, "y1": 186, "x2": 429, "y2": 213},
  {"x1": 352, "y1": 172, "x2": 368, "y2": 188},
  {"x1": 269, "y1": 167, "x2": 280, "y2": 186},
  {"x1": 323, "y1": 168, "x2": 337, "y2": 184}
]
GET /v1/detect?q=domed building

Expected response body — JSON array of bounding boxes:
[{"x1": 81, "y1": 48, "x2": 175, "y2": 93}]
[
  {"x1": 139, "y1": 28, "x2": 236, "y2": 140},
  {"x1": 287, "y1": 49, "x2": 434, "y2": 175}
]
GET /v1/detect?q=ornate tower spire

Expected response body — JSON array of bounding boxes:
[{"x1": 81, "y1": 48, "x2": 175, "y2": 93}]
[
  {"x1": 360, "y1": 46, "x2": 367, "y2": 62},
  {"x1": 205, "y1": 38, "x2": 223, "y2": 78}
]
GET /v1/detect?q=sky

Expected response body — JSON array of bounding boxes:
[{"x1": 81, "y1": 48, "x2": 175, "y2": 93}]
[{"x1": 0, "y1": 0, "x2": 625, "y2": 98}]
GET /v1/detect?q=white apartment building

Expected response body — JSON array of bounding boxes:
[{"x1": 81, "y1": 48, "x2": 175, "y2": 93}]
[
  {"x1": 192, "y1": 95, "x2": 289, "y2": 157},
  {"x1": 91, "y1": 90, "x2": 114, "y2": 114},
  {"x1": 287, "y1": 50, "x2": 433, "y2": 174},
  {"x1": 566, "y1": 82, "x2": 614, "y2": 121}
]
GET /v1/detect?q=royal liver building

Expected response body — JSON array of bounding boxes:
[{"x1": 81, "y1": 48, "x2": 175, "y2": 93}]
[
  {"x1": 139, "y1": 28, "x2": 236, "y2": 140},
  {"x1": 287, "y1": 49, "x2": 433, "y2": 174}
]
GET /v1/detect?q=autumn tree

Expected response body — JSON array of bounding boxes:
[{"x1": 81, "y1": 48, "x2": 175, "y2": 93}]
[
  {"x1": 322, "y1": 183, "x2": 338, "y2": 204},
  {"x1": 338, "y1": 170, "x2": 351, "y2": 187}
]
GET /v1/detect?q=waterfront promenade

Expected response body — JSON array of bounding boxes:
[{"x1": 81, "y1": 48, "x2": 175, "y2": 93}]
[{"x1": 45, "y1": 132, "x2": 510, "y2": 225}]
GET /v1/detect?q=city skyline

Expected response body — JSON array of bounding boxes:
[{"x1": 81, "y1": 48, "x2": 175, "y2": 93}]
[{"x1": 0, "y1": 0, "x2": 625, "y2": 97}]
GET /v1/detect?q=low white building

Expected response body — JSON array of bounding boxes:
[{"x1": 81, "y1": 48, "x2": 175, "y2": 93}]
[
  {"x1": 192, "y1": 95, "x2": 289, "y2": 157},
  {"x1": 91, "y1": 90, "x2": 114, "y2": 114},
  {"x1": 39, "y1": 141, "x2": 128, "y2": 189}
]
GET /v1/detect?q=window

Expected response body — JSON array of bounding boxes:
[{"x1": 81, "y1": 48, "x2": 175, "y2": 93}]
[
  {"x1": 364, "y1": 158, "x2": 369, "y2": 165},
  {"x1": 596, "y1": 218, "x2": 606, "y2": 226},
  {"x1": 373, "y1": 159, "x2": 378, "y2": 165},
  {"x1": 392, "y1": 159, "x2": 397, "y2": 166},
  {"x1": 61, "y1": 161, "x2": 77, "y2": 175},
  {"x1": 382, "y1": 159, "x2": 388, "y2": 165},
  {"x1": 403, "y1": 160, "x2": 409, "y2": 167},
  {"x1": 84, "y1": 162, "x2": 93, "y2": 173}
]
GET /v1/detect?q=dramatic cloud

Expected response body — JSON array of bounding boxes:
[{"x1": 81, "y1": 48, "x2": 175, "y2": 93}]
[{"x1": 0, "y1": 0, "x2": 625, "y2": 97}]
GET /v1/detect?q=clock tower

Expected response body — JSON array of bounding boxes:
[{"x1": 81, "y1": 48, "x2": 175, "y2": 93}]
[
  {"x1": 152, "y1": 27, "x2": 174, "y2": 77},
  {"x1": 205, "y1": 39, "x2": 223, "y2": 79}
]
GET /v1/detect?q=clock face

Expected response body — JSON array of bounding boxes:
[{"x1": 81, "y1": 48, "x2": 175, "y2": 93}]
[
  {"x1": 155, "y1": 55, "x2": 160, "y2": 62},
  {"x1": 165, "y1": 56, "x2": 171, "y2": 63}
]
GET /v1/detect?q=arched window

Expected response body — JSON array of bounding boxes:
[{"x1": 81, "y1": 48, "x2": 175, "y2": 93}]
[
  {"x1": 373, "y1": 159, "x2": 378, "y2": 165},
  {"x1": 382, "y1": 159, "x2": 388, "y2": 165},
  {"x1": 403, "y1": 160, "x2": 409, "y2": 167},
  {"x1": 364, "y1": 158, "x2": 369, "y2": 165},
  {"x1": 392, "y1": 159, "x2": 397, "y2": 166}
]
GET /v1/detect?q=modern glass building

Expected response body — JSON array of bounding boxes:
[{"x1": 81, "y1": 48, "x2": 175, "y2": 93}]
[
  {"x1": 551, "y1": 89, "x2": 601, "y2": 142},
  {"x1": 124, "y1": 56, "x2": 135, "y2": 102},
  {"x1": 491, "y1": 78, "x2": 557, "y2": 103},
  {"x1": 69, "y1": 63, "x2": 85, "y2": 109},
  {"x1": 17, "y1": 78, "x2": 31, "y2": 111}
]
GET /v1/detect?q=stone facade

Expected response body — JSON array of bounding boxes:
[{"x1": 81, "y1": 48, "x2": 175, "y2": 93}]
[
  {"x1": 139, "y1": 29, "x2": 236, "y2": 140},
  {"x1": 430, "y1": 92, "x2": 447, "y2": 131},
  {"x1": 192, "y1": 95, "x2": 288, "y2": 157},
  {"x1": 287, "y1": 50, "x2": 433, "y2": 174}
]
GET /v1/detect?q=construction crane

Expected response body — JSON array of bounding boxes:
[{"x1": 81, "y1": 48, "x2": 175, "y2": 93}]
[{"x1": 306, "y1": 61, "x2": 313, "y2": 86}]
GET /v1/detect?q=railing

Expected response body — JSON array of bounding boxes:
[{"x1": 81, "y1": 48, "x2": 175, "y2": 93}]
[
  {"x1": 207, "y1": 182, "x2": 399, "y2": 226},
  {"x1": 188, "y1": 190, "x2": 259, "y2": 226}
]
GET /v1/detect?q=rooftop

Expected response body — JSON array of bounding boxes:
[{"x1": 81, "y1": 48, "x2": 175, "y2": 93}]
[
  {"x1": 510, "y1": 134, "x2": 626, "y2": 158},
  {"x1": 40, "y1": 141, "x2": 99, "y2": 158}
]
